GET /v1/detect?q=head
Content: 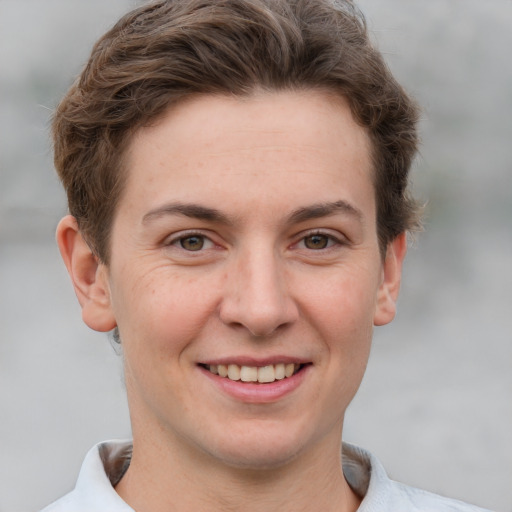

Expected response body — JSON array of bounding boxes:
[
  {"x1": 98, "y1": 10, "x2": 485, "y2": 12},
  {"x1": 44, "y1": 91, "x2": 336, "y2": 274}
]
[
  {"x1": 53, "y1": 0, "x2": 420, "y2": 479},
  {"x1": 53, "y1": 0, "x2": 420, "y2": 265}
]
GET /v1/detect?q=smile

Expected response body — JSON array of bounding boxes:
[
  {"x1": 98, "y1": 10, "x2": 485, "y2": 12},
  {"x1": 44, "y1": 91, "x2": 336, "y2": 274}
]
[{"x1": 202, "y1": 363, "x2": 303, "y2": 383}]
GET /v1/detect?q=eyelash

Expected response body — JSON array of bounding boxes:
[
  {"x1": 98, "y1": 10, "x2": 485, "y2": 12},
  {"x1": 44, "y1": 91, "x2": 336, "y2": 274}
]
[
  {"x1": 166, "y1": 231, "x2": 217, "y2": 252},
  {"x1": 294, "y1": 230, "x2": 346, "y2": 251},
  {"x1": 166, "y1": 230, "x2": 345, "y2": 253}
]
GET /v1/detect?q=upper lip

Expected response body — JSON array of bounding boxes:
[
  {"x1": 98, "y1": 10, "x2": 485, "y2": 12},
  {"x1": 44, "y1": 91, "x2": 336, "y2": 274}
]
[{"x1": 199, "y1": 356, "x2": 311, "y2": 366}]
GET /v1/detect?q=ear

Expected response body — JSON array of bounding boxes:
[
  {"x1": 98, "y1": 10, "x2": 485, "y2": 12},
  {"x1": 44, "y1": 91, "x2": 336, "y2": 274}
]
[
  {"x1": 56, "y1": 215, "x2": 117, "y2": 332},
  {"x1": 373, "y1": 232, "x2": 407, "y2": 326}
]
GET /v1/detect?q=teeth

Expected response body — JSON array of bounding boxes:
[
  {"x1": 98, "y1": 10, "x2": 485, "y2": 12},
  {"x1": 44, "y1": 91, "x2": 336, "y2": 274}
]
[
  {"x1": 206, "y1": 363, "x2": 301, "y2": 383},
  {"x1": 257, "y1": 365, "x2": 275, "y2": 383},
  {"x1": 274, "y1": 363, "x2": 285, "y2": 380},
  {"x1": 227, "y1": 364, "x2": 241, "y2": 381},
  {"x1": 240, "y1": 366, "x2": 258, "y2": 382}
]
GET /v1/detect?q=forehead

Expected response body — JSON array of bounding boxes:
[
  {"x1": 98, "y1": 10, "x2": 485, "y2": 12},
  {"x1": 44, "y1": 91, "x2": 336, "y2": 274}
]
[{"x1": 120, "y1": 90, "x2": 374, "y2": 224}]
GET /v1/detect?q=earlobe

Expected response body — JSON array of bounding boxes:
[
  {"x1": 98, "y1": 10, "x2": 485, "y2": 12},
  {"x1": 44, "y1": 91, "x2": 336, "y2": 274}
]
[
  {"x1": 373, "y1": 232, "x2": 407, "y2": 327},
  {"x1": 56, "y1": 215, "x2": 117, "y2": 332}
]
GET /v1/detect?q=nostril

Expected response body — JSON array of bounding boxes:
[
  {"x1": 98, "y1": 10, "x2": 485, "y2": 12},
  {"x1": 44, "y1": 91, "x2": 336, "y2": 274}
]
[{"x1": 247, "y1": 324, "x2": 279, "y2": 338}]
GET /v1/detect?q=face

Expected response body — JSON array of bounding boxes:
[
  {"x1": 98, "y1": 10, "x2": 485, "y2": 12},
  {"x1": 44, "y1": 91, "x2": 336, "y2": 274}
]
[{"x1": 82, "y1": 90, "x2": 404, "y2": 469}]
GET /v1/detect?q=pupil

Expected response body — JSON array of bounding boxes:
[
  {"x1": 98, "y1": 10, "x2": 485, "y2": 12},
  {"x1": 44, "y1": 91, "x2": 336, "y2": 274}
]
[
  {"x1": 181, "y1": 236, "x2": 204, "y2": 251},
  {"x1": 305, "y1": 234, "x2": 328, "y2": 249}
]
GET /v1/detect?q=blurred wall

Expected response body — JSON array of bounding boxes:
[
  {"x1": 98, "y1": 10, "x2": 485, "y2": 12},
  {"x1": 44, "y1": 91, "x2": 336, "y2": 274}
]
[{"x1": 0, "y1": 1, "x2": 510, "y2": 510}]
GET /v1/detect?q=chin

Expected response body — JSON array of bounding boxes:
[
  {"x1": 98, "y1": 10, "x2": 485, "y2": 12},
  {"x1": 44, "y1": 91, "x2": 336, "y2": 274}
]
[
  {"x1": 197, "y1": 420, "x2": 318, "y2": 471},
  {"x1": 211, "y1": 444, "x2": 300, "y2": 471}
]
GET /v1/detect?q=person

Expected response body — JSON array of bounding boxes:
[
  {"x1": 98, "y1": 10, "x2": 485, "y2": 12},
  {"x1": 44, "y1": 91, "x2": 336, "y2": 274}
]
[{"x1": 42, "y1": 0, "x2": 491, "y2": 510}]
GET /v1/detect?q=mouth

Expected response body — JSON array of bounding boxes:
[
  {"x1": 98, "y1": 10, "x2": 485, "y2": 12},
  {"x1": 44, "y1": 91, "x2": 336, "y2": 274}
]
[{"x1": 199, "y1": 362, "x2": 307, "y2": 384}]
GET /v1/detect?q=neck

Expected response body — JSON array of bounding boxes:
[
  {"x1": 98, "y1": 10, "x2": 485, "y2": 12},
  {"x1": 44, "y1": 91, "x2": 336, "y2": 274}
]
[{"x1": 115, "y1": 430, "x2": 361, "y2": 512}]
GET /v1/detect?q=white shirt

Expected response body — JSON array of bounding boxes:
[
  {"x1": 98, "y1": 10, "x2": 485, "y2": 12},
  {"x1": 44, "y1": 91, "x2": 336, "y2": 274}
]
[{"x1": 41, "y1": 440, "x2": 492, "y2": 511}]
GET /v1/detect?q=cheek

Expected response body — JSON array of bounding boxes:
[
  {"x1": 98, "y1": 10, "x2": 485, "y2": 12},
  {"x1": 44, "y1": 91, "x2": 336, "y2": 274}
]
[
  {"x1": 303, "y1": 266, "x2": 380, "y2": 336},
  {"x1": 111, "y1": 265, "x2": 221, "y2": 353}
]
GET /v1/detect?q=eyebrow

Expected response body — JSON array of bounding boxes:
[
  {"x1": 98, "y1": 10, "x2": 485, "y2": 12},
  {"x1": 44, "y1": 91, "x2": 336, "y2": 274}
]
[
  {"x1": 142, "y1": 199, "x2": 363, "y2": 226},
  {"x1": 287, "y1": 200, "x2": 364, "y2": 225},
  {"x1": 142, "y1": 202, "x2": 232, "y2": 225}
]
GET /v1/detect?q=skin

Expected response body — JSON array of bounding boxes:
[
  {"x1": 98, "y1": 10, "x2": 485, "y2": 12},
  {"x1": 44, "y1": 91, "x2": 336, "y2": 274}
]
[{"x1": 57, "y1": 90, "x2": 406, "y2": 512}]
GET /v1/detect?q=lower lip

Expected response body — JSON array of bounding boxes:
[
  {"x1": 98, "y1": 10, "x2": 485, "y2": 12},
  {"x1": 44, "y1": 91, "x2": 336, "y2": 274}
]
[{"x1": 199, "y1": 365, "x2": 310, "y2": 403}]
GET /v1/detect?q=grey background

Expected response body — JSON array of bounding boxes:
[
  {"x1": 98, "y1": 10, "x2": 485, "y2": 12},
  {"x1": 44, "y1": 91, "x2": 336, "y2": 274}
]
[{"x1": 1, "y1": 0, "x2": 511, "y2": 510}]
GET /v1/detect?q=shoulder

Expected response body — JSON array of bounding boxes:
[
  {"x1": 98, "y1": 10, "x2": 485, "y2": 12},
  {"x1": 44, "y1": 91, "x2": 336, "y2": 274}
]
[
  {"x1": 386, "y1": 480, "x2": 493, "y2": 512},
  {"x1": 40, "y1": 492, "x2": 76, "y2": 512},
  {"x1": 342, "y1": 443, "x2": 494, "y2": 512},
  {"x1": 40, "y1": 440, "x2": 134, "y2": 512}
]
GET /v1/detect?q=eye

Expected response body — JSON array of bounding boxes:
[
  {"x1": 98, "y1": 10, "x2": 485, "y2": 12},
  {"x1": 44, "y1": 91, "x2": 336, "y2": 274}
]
[
  {"x1": 179, "y1": 235, "x2": 206, "y2": 251},
  {"x1": 299, "y1": 232, "x2": 341, "y2": 250},
  {"x1": 169, "y1": 233, "x2": 215, "y2": 252},
  {"x1": 303, "y1": 233, "x2": 331, "y2": 250}
]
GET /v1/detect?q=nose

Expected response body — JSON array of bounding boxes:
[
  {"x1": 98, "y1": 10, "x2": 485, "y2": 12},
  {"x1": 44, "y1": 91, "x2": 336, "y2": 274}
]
[{"x1": 219, "y1": 246, "x2": 299, "y2": 337}]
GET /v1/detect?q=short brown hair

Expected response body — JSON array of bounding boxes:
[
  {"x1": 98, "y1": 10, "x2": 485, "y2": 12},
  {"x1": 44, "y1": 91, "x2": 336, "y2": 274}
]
[{"x1": 53, "y1": 0, "x2": 420, "y2": 263}]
